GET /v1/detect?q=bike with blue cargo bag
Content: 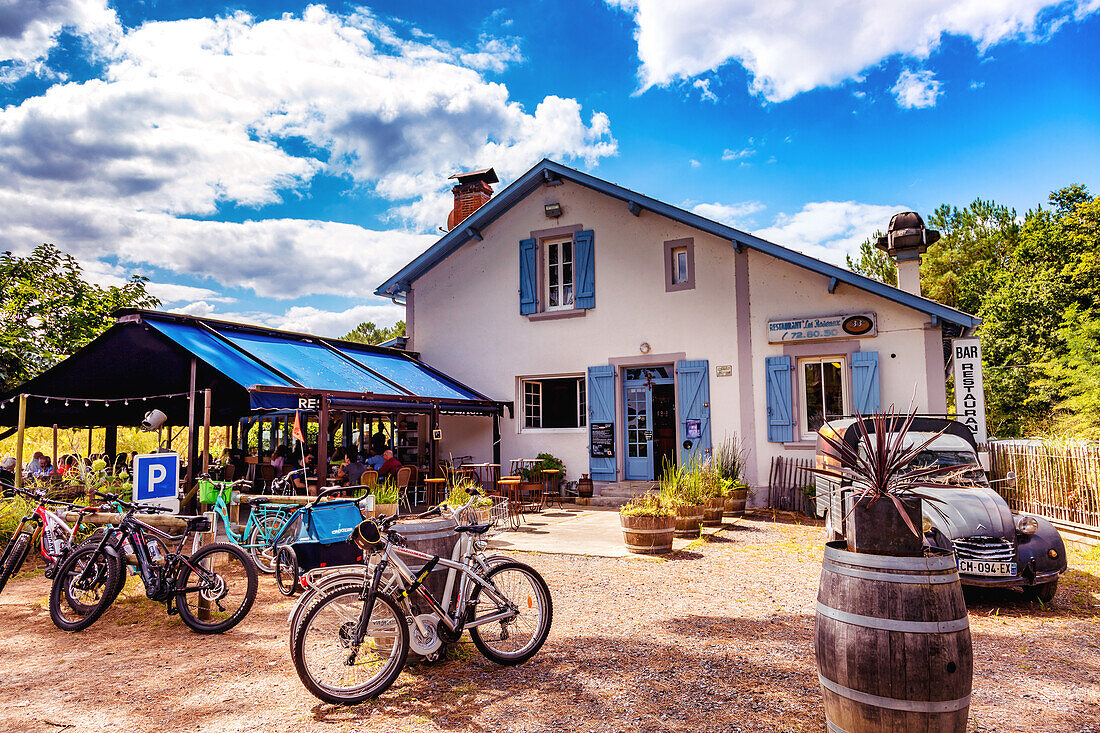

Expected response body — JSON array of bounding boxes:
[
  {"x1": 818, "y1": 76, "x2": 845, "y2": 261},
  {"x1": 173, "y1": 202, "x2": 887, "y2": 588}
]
[
  {"x1": 272, "y1": 486, "x2": 372, "y2": 596},
  {"x1": 197, "y1": 475, "x2": 294, "y2": 573}
]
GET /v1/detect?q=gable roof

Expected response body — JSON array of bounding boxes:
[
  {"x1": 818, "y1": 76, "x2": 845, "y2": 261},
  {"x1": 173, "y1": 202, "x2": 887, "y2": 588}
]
[{"x1": 376, "y1": 159, "x2": 979, "y2": 329}]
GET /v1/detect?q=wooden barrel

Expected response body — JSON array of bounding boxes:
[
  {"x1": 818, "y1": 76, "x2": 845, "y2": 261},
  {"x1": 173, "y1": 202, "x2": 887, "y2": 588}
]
[
  {"x1": 724, "y1": 488, "x2": 748, "y2": 517},
  {"x1": 392, "y1": 516, "x2": 460, "y2": 612},
  {"x1": 673, "y1": 505, "x2": 703, "y2": 538},
  {"x1": 620, "y1": 514, "x2": 675, "y2": 554},
  {"x1": 703, "y1": 497, "x2": 725, "y2": 526},
  {"x1": 816, "y1": 542, "x2": 973, "y2": 733}
]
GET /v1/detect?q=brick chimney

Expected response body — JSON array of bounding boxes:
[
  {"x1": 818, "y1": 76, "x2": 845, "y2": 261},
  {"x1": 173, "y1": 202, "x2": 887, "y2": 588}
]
[{"x1": 447, "y1": 167, "x2": 498, "y2": 230}]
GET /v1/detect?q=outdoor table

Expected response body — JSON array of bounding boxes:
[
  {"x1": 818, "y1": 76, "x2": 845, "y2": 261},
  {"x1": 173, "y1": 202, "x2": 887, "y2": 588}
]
[{"x1": 464, "y1": 463, "x2": 500, "y2": 490}]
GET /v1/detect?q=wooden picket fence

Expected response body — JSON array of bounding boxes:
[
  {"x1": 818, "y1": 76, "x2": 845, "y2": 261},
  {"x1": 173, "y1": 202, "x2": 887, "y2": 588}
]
[
  {"x1": 988, "y1": 441, "x2": 1100, "y2": 529},
  {"x1": 767, "y1": 456, "x2": 818, "y2": 516}
]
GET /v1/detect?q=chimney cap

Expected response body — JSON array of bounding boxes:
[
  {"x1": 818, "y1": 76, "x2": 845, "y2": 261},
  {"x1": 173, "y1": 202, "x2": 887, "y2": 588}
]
[
  {"x1": 875, "y1": 210, "x2": 940, "y2": 257},
  {"x1": 449, "y1": 167, "x2": 499, "y2": 185}
]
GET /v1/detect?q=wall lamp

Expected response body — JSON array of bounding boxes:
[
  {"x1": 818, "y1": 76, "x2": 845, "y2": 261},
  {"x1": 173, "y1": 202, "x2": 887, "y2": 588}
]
[{"x1": 544, "y1": 203, "x2": 563, "y2": 218}]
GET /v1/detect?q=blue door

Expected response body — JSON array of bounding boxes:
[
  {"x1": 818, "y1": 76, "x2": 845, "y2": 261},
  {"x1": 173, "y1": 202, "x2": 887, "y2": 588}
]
[
  {"x1": 623, "y1": 366, "x2": 675, "y2": 481},
  {"x1": 624, "y1": 386, "x2": 652, "y2": 480}
]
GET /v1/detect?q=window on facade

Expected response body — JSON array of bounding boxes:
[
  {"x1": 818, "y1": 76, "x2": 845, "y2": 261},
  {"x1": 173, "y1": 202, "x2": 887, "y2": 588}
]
[
  {"x1": 799, "y1": 357, "x2": 847, "y2": 439},
  {"x1": 672, "y1": 247, "x2": 688, "y2": 285},
  {"x1": 522, "y1": 377, "x2": 586, "y2": 429},
  {"x1": 545, "y1": 238, "x2": 575, "y2": 310}
]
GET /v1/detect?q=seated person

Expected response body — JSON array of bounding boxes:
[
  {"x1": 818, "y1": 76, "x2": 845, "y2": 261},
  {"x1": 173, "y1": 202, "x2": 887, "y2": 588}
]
[
  {"x1": 377, "y1": 449, "x2": 402, "y2": 479},
  {"x1": 337, "y1": 451, "x2": 367, "y2": 487},
  {"x1": 366, "y1": 450, "x2": 386, "y2": 471},
  {"x1": 292, "y1": 453, "x2": 316, "y2": 495},
  {"x1": 23, "y1": 451, "x2": 43, "y2": 476},
  {"x1": 30, "y1": 455, "x2": 54, "y2": 479},
  {"x1": 0, "y1": 456, "x2": 16, "y2": 485}
]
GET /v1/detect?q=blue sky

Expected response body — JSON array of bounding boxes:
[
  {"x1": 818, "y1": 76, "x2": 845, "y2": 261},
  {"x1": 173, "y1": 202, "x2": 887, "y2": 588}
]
[{"x1": 1, "y1": 0, "x2": 1098, "y2": 335}]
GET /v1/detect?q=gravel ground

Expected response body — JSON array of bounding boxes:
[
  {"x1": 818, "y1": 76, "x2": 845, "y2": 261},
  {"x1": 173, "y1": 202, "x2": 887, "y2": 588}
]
[{"x1": 0, "y1": 515, "x2": 1097, "y2": 733}]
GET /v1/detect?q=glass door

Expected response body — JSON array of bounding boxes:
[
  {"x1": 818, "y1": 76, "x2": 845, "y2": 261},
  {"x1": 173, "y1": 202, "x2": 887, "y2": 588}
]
[{"x1": 624, "y1": 386, "x2": 652, "y2": 480}]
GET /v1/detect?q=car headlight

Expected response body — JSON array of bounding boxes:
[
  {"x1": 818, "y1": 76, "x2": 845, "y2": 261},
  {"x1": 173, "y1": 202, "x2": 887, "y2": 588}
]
[
  {"x1": 1015, "y1": 515, "x2": 1039, "y2": 535},
  {"x1": 922, "y1": 516, "x2": 933, "y2": 534}
]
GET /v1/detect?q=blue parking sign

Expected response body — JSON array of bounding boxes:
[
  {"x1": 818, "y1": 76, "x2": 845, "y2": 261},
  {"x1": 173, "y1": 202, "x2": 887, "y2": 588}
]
[{"x1": 133, "y1": 453, "x2": 180, "y2": 511}]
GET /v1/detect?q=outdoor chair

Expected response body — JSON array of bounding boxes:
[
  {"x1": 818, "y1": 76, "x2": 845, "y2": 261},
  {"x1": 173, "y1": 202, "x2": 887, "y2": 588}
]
[
  {"x1": 361, "y1": 470, "x2": 378, "y2": 490},
  {"x1": 258, "y1": 463, "x2": 275, "y2": 489},
  {"x1": 395, "y1": 466, "x2": 413, "y2": 512}
]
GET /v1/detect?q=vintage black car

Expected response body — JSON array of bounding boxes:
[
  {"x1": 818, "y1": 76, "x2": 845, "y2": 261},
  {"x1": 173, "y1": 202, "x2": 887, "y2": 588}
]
[{"x1": 816, "y1": 416, "x2": 1067, "y2": 601}]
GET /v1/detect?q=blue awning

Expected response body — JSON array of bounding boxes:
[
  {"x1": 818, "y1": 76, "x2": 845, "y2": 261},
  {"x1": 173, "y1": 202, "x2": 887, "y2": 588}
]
[{"x1": 142, "y1": 312, "x2": 496, "y2": 413}]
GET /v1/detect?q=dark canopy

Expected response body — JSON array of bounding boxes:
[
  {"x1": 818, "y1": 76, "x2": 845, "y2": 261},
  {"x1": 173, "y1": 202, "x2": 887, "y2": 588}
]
[{"x1": 0, "y1": 309, "x2": 502, "y2": 428}]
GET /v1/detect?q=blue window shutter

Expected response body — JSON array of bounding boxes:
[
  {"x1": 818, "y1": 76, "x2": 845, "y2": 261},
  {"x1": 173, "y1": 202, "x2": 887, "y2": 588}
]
[
  {"x1": 851, "y1": 351, "x2": 880, "y2": 415},
  {"x1": 587, "y1": 365, "x2": 616, "y2": 480},
  {"x1": 675, "y1": 360, "x2": 712, "y2": 466},
  {"x1": 765, "y1": 356, "x2": 794, "y2": 443},
  {"x1": 574, "y1": 229, "x2": 595, "y2": 309},
  {"x1": 519, "y1": 238, "x2": 537, "y2": 315}
]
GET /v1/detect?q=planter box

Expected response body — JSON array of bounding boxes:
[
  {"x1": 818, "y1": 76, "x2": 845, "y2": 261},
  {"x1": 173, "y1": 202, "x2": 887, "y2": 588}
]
[
  {"x1": 724, "y1": 488, "x2": 748, "y2": 517},
  {"x1": 843, "y1": 494, "x2": 922, "y2": 557},
  {"x1": 370, "y1": 502, "x2": 398, "y2": 518},
  {"x1": 674, "y1": 504, "x2": 703, "y2": 538},
  {"x1": 703, "y1": 497, "x2": 725, "y2": 526},
  {"x1": 620, "y1": 514, "x2": 676, "y2": 554}
]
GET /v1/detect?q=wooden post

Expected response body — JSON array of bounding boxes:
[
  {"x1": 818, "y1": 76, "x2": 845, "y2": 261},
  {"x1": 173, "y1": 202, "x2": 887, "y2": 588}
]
[
  {"x1": 185, "y1": 357, "x2": 199, "y2": 496},
  {"x1": 492, "y1": 412, "x2": 501, "y2": 467},
  {"x1": 52, "y1": 424, "x2": 58, "y2": 466},
  {"x1": 15, "y1": 395, "x2": 27, "y2": 489},
  {"x1": 316, "y1": 396, "x2": 329, "y2": 493},
  {"x1": 87, "y1": 426, "x2": 93, "y2": 456},
  {"x1": 202, "y1": 388, "x2": 212, "y2": 473},
  {"x1": 104, "y1": 426, "x2": 117, "y2": 460}
]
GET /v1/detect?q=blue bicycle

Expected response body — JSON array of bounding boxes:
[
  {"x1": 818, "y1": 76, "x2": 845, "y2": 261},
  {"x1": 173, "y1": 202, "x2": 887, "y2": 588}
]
[{"x1": 199, "y1": 476, "x2": 294, "y2": 574}]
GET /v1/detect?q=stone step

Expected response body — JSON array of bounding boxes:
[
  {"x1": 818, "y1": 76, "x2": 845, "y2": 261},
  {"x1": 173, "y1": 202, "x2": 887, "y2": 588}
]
[{"x1": 587, "y1": 495, "x2": 632, "y2": 508}]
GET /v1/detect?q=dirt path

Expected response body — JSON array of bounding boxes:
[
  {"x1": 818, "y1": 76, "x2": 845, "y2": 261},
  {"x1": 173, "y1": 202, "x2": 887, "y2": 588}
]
[{"x1": 0, "y1": 517, "x2": 1097, "y2": 732}]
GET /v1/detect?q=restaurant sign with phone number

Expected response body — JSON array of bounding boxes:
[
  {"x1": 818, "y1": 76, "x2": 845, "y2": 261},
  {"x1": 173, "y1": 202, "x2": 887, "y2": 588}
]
[{"x1": 767, "y1": 313, "x2": 877, "y2": 343}]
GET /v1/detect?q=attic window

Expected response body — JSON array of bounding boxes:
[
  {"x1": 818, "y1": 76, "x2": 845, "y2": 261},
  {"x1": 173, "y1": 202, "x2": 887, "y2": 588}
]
[{"x1": 664, "y1": 238, "x2": 695, "y2": 292}]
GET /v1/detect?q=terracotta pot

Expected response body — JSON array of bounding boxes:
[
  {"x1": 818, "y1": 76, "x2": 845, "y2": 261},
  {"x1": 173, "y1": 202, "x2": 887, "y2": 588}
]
[
  {"x1": 703, "y1": 497, "x2": 725, "y2": 526},
  {"x1": 620, "y1": 514, "x2": 675, "y2": 554},
  {"x1": 674, "y1": 504, "x2": 703, "y2": 538},
  {"x1": 724, "y1": 487, "x2": 748, "y2": 517}
]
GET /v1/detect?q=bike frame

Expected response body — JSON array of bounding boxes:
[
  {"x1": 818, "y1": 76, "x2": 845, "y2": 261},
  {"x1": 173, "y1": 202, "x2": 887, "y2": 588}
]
[
  {"x1": 0, "y1": 494, "x2": 95, "y2": 572},
  {"x1": 209, "y1": 492, "x2": 289, "y2": 547}
]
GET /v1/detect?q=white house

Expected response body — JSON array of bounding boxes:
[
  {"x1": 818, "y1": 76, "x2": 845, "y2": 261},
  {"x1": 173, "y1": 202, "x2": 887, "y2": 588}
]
[{"x1": 376, "y1": 161, "x2": 979, "y2": 496}]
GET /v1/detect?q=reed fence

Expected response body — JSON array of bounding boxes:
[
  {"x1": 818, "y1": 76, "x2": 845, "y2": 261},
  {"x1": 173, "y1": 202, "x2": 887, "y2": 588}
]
[
  {"x1": 767, "y1": 456, "x2": 818, "y2": 516},
  {"x1": 988, "y1": 441, "x2": 1100, "y2": 529}
]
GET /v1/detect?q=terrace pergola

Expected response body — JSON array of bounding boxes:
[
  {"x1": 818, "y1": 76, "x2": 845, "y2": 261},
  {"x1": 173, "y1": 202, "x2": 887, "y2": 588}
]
[{"x1": 0, "y1": 309, "x2": 506, "y2": 489}]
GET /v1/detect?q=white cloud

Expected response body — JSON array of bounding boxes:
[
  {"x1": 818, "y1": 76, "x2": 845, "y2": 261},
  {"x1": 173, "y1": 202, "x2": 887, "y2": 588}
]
[
  {"x1": 607, "y1": 0, "x2": 1100, "y2": 102},
  {"x1": 0, "y1": 0, "x2": 120, "y2": 79},
  {"x1": 753, "y1": 201, "x2": 903, "y2": 267},
  {"x1": 170, "y1": 301, "x2": 404, "y2": 338},
  {"x1": 0, "y1": 7, "x2": 616, "y2": 302},
  {"x1": 693, "y1": 78, "x2": 718, "y2": 103},
  {"x1": 892, "y1": 68, "x2": 942, "y2": 108},
  {"x1": 689, "y1": 158, "x2": 701, "y2": 168},
  {"x1": 721, "y1": 145, "x2": 755, "y2": 162},
  {"x1": 690, "y1": 200, "x2": 765, "y2": 227}
]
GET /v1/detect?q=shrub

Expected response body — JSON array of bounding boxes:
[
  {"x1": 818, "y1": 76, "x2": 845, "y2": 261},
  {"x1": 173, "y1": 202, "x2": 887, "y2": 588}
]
[
  {"x1": 620, "y1": 493, "x2": 673, "y2": 518},
  {"x1": 0, "y1": 495, "x2": 36, "y2": 547},
  {"x1": 371, "y1": 480, "x2": 400, "y2": 505}
]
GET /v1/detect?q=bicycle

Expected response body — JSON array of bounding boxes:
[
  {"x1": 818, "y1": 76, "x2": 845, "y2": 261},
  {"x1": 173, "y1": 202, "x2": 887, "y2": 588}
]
[
  {"x1": 49, "y1": 491, "x2": 258, "y2": 634},
  {"x1": 0, "y1": 485, "x2": 101, "y2": 594},
  {"x1": 286, "y1": 495, "x2": 513, "y2": 657},
  {"x1": 289, "y1": 504, "x2": 552, "y2": 704},
  {"x1": 200, "y1": 476, "x2": 293, "y2": 573}
]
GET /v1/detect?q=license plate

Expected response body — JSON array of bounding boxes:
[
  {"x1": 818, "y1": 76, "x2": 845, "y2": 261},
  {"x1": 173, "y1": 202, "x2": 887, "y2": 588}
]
[{"x1": 957, "y1": 559, "x2": 1017, "y2": 576}]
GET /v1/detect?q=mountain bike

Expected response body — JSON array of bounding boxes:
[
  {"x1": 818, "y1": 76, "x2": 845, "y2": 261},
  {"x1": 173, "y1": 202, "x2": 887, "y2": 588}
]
[
  {"x1": 49, "y1": 491, "x2": 258, "y2": 634},
  {"x1": 200, "y1": 475, "x2": 293, "y2": 573},
  {"x1": 0, "y1": 485, "x2": 102, "y2": 594},
  {"x1": 290, "y1": 507, "x2": 552, "y2": 704}
]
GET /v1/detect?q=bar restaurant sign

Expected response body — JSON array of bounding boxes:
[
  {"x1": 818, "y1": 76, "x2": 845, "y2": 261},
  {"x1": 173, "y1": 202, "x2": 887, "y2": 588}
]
[
  {"x1": 952, "y1": 337, "x2": 988, "y2": 446},
  {"x1": 767, "y1": 313, "x2": 877, "y2": 343}
]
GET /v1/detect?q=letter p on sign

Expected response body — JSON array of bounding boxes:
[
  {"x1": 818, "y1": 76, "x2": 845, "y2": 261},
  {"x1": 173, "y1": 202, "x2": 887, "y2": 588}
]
[{"x1": 133, "y1": 453, "x2": 180, "y2": 513}]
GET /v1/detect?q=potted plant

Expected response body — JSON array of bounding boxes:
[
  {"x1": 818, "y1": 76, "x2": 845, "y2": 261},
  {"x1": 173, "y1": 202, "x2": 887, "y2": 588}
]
[
  {"x1": 810, "y1": 408, "x2": 974, "y2": 733},
  {"x1": 715, "y1": 437, "x2": 750, "y2": 516},
  {"x1": 371, "y1": 480, "x2": 400, "y2": 517},
  {"x1": 701, "y1": 461, "x2": 727, "y2": 527},
  {"x1": 660, "y1": 461, "x2": 703, "y2": 538},
  {"x1": 446, "y1": 480, "x2": 491, "y2": 522},
  {"x1": 619, "y1": 493, "x2": 675, "y2": 554}
]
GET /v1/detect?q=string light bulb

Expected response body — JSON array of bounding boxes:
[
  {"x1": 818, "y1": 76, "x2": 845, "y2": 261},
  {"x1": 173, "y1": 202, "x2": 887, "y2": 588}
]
[{"x1": 65, "y1": 400, "x2": 70, "y2": 407}]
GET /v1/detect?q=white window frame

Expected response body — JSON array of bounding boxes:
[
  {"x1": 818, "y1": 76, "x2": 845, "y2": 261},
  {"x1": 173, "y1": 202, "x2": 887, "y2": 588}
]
[
  {"x1": 797, "y1": 355, "x2": 849, "y2": 441},
  {"x1": 524, "y1": 381, "x2": 542, "y2": 429},
  {"x1": 544, "y1": 237, "x2": 575, "y2": 311},
  {"x1": 519, "y1": 374, "x2": 587, "y2": 433},
  {"x1": 672, "y1": 246, "x2": 689, "y2": 285}
]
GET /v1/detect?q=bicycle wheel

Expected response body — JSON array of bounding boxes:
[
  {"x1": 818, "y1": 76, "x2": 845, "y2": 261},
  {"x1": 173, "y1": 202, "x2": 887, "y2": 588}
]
[
  {"x1": 275, "y1": 546, "x2": 301, "y2": 596},
  {"x1": 0, "y1": 533, "x2": 33, "y2": 595},
  {"x1": 175, "y1": 542, "x2": 258, "y2": 634},
  {"x1": 248, "y1": 515, "x2": 286, "y2": 574},
  {"x1": 469, "y1": 561, "x2": 552, "y2": 665},
  {"x1": 292, "y1": 582, "x2": 409, "y2": 704},
  {"x1": 49, "y1": 544, "x2": 124, "y2": 631}
]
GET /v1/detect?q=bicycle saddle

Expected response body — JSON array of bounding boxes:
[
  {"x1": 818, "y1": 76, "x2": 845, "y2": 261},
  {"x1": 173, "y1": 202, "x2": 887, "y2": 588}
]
[
  {"x1": 177, "y1": 515, "x2": 212, "y2": 533},
  {"x1": 453, "y1": 523, "x2": 493, "y2": 535}
]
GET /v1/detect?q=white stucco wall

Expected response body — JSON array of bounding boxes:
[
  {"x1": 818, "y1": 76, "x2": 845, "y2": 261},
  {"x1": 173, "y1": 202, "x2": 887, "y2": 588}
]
[{"x1": 410, "y1": 180, "x2": 947, "y2": 495}]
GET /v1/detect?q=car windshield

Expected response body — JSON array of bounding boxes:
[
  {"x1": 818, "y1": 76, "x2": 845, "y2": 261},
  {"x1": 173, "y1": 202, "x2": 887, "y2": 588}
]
[{"x1": 904, "y1": 450, "x2": 987, "y2": 485}]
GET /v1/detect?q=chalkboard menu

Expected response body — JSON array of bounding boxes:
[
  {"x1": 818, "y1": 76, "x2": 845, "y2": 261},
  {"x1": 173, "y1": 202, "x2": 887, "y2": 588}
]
[{"x1": 590, "y1": 422, "x2": 614, "y2": 457}]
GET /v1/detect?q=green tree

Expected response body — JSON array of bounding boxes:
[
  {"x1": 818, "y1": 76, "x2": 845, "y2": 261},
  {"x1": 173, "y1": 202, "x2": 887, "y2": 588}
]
[
  {"x1": 0, "y1": 244, "x2": 160, "y2": 391},
  {"x1": 922, "y1": 199, "x2": 1018, "y2": 315},
  {"x1": 342, "y1": 320, "x2": 406, "y2": 345},
  {"x1": 846, "y1": 236, "x2": 896, "y2": 285}
]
